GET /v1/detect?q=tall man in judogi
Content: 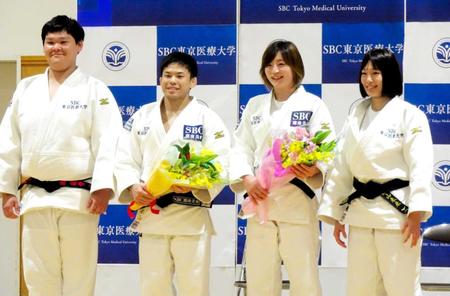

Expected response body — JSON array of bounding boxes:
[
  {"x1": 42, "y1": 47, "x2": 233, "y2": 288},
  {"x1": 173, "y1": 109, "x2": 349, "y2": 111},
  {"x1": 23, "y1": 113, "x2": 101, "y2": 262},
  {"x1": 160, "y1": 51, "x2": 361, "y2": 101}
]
[
  {"x1": 0, "y1": 15, "x2": 122, "y2": 295},
  {"x1": 115, "y1": 52, "x2": 230, "y2": 296}
]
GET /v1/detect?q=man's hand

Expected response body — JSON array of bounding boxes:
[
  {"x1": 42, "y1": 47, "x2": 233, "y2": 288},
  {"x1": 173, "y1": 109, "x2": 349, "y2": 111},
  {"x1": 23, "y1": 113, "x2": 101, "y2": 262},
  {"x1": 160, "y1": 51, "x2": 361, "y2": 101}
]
[
  {"x1": 129, "y1": 183, "x2": 155, "y2": 206},
  {"x1": 242, "y1": 175, "x2": 268, "y2": 203},
  {"x1": 87, "y1": 188, "x2": 112, "y2": 215},
  {"x1": 333, "y1": 220, "x2": 347, "y2": 248},
  {"x1": 291, "y1": 164, "x2": 320, "y2": 179},
  {"x1": 171, "y1": 185, "x2": 191, "y2": 194},
  {"x1": 402, "y1": 211, "x2": 422, "y2": 248},
  {"x1": 2, "y1": 194, "x2": 20, "y2": 219}
]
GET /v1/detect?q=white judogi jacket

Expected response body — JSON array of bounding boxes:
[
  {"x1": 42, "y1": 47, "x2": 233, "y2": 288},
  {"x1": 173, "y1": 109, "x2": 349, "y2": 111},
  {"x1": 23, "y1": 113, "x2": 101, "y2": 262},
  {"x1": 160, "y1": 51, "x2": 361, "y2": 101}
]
[
  {"x1": 319, "y1": 96, "x2": 433, "y2": 230},
  {"x1": 0, "y1": 68, "x2": 122, "y2": 215},
  {"x1": 115, "y1": 97, "x2": 230, "y2": 235},
  {"x1": 230, "y1": 86, "x2": 335, "y2": 224}
]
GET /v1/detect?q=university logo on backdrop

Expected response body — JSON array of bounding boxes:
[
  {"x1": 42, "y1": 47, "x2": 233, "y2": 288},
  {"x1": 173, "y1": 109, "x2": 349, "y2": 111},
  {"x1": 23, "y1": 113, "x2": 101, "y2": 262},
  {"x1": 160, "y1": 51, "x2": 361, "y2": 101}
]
[
  {"x1": 432, "y1": 160, "x2": 450, "y2": 191},
  {"x1": 157, "y1": 25, "x2": 236, "y2": 85},
  {"x1": 405, "y1": 84, "x2": 450, "y2": 144},
  {"x1": 97, "y1": 205, "x2": 139, "y2": 264},
  {"x1": 241, "y1": 0, "x2": 403, "y2": 24},
  {"x1": 432, "y1": 38, "x2": 450, "y2": 68},
  {"x1": 102, "y1": 41, "x2": 130, "y2": 71},
  {"x1": 322, "y1": 22, "x2": 404, "y2": 83},
  {"x1": 109, "y1": 86, "x2": 157, "y2": 123}
]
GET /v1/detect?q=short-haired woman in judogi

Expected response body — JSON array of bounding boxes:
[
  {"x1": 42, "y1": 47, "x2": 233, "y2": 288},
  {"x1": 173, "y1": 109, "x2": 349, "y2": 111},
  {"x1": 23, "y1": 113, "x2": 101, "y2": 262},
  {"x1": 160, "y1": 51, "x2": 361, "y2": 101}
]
[{"x1": 319, "y1": 48, "x2": 433, "y2": 296}]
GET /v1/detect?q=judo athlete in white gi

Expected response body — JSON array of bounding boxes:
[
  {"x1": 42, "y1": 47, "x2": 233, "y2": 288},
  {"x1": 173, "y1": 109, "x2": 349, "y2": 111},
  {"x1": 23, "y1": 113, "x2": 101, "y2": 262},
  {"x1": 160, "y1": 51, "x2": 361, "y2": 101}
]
[
  {"x1": 318, "y1": 48, "x2": 433, "y2": 296},
  {"x1": 0, "y1": 15, "x2": 122, "y2": 296},
  {"x1": 230, "y1": 40, "x2": 335, "y2": 296},
  {"x1": 115, "y1": 52, "x2": 230, "y2": 296}
]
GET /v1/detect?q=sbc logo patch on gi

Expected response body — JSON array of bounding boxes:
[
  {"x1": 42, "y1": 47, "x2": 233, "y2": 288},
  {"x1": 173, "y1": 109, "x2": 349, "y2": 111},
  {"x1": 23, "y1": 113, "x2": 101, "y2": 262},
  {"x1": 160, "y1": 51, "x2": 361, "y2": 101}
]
[
  {"x1": 183, "y1": 125, "x2": 203, "y2": 141},
  {"x1": 102, "y1": 41, "x2": 130, "y2": 71},
  {"x1": 290, "y1": 111, "x2": 312, "y2": 127},
  {"x1": 432, "y1": 38, "x2": 450, "y2": 68},
  {"x1": 432, "y1": 160, "x2": 450, "y2": 191}
]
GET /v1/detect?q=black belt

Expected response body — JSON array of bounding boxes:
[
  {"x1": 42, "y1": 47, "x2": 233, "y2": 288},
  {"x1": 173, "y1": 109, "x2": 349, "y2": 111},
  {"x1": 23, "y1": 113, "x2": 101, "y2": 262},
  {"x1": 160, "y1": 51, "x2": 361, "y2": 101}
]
[
  {"x1": 18, "y1": 177, "x2": 91, "y2": 193},
  {"x1": 290, "y1": 178, "x2": 315, "y2": 199},
  {"x1": 244, "y1": 178, "x2": 315, "y2": 199},
  {"x1": 156, "y1": 192, "x2": 212, "y2": 208},
  {"x1": 339, "y1": 178, "x2": 409, "y2": 214}
]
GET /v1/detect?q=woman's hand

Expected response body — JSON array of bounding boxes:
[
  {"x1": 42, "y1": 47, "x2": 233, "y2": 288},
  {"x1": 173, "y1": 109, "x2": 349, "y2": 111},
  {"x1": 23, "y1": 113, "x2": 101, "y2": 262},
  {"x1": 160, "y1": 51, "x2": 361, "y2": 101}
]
[
  {"x1": 333, "y1": 220, "x2": 347, "y2": 248},
  {"x1": 291, "y1": 163, "x2": 320, "y2": 179},
  {"x1": 402, "y1": 211, "x2": 422, "y2": 248},
  {"x1": 129, "y1": 183, "x2": 155, "y2": 205},
  {"x1": 2, "y1": 194, "x2": 20, "y2": 219},
  {"x1": 242, "y1": 175, "x2": 268, "y2": 203}
]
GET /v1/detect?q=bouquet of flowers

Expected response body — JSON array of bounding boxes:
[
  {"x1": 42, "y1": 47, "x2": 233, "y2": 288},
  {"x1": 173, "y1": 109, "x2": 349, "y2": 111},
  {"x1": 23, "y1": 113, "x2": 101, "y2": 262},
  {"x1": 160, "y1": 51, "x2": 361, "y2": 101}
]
[
  {"x1": 157, "y1": 143, "x2": 223, "y2": 189},
  {"x1": 240, "y1": 126, "x2": 336, "y2": 223},
  {"x1": 128, "y1": 142, "x2": 224, "y2": 217}
]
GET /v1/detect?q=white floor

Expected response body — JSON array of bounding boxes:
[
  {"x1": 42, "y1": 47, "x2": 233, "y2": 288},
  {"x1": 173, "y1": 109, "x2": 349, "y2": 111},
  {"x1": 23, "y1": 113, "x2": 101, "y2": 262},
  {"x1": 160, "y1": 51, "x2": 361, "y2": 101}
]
[{"x1": 94, "y1": 265, "x2": 450, "y2": 296}]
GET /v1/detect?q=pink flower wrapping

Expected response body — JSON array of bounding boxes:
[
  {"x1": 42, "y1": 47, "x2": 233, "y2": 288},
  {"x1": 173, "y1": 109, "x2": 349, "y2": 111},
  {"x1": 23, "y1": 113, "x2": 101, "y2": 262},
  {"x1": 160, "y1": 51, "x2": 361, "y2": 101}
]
[
  {"x1": 240, "y1": 127, "x2": 335, "y2": 223},
  {"x1": 240, "y1": 139, "x2": 295, "y2": 224}
]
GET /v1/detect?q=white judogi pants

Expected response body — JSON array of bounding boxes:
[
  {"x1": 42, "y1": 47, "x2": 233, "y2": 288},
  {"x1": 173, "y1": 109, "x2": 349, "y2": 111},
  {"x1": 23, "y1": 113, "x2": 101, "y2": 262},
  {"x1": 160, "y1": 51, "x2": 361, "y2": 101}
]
[
  {"x1": 347, "y1": 226, "x2": 422, "y2": 296},
  {"x1": 22, "y1": 208, "x2": 99, "y2": 296},
  {"x1": 139, "y1": 232, "x2": 210, "y2": 296},
  {"x1": 245, "y1": 219, "x2": 322, "y2": 296}
]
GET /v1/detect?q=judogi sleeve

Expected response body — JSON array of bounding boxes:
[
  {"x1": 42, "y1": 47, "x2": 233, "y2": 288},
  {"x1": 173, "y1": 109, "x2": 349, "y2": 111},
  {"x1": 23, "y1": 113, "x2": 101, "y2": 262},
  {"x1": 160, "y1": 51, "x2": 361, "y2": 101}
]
[
  {"x1": 115, "y1": 112, "x2": 143, "y2": 203},
  {"x1": 0, "y1": 82, "x2": 24, "y2": 195},
  {"x1": 318, "y1": 117, "x2": 354, "y2": 225},
  {"x1": 89, "y1": 82, "x2": 123, "y2": 194},
  {"x1": 229, "y1": 102, "x2": 257, "y2": 193},
  {"x1": 192, "y1": 110, "x2": 231, "y2": 203},
  {"x1": 402, "y1": 109, "x2": 433, "y2": 221}
]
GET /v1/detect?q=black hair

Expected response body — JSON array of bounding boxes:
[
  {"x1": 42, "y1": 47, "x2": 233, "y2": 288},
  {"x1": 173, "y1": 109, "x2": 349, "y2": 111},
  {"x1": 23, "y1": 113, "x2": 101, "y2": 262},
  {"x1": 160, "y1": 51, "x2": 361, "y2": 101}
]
[
  {"x1": 359, "y1": 48, "x2": 403, "y2": 99},
  {"x1": 160, "y1": 52, "x2": 198, "y2": 78},
  {"x1": 259, "y1": 39, "x2": 305, "y2": 89},
  {"x1": 41, "y1": 15, "x2": 84, "y2": 44}
]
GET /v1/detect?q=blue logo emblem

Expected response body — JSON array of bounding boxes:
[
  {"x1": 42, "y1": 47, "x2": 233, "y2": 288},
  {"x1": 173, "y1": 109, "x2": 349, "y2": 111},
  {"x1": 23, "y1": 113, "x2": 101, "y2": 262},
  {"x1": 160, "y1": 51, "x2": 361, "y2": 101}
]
[
  {"x1": 290, "y1": 111, "x2": 312, "y2": 127},
  {"x1": 183, "y1": 125, "x2": 203, "y2": 141},
  {"x1": 432, "y1": 38, "x2": 450, "y2": 68},
  {"x1": 433, "y1": 161, "x2": 450, "y2": 191},
  {"x1": 102, "y1": 41, "x2": 130, "y2": 71}
]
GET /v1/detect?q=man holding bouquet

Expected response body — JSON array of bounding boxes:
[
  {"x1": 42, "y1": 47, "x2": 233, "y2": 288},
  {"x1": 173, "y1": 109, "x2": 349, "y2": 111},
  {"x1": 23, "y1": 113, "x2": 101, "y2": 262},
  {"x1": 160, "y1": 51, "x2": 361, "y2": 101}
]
[{"x1": 115, "y1": 52, "x2": 230, "y2": 296}]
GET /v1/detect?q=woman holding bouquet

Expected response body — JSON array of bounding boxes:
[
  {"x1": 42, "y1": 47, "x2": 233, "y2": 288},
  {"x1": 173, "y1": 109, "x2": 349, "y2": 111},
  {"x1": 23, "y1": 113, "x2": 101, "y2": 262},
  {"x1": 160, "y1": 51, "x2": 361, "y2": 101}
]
[
  {"x1": 318, "y1": 48, "x2": 433, "y2": 296},
  {"x1": 230, "y1": 40, "x2": 335, "y2": 296}
]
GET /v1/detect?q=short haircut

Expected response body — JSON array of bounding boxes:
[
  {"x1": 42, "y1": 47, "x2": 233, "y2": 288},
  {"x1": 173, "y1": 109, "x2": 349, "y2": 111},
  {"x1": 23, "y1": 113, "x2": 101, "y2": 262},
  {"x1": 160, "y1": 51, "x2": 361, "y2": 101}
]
[
  {"x1": 358, "y1": 48, "x2": 403, "y2": 99},
  {"x1": 259, "y1": 40, "x2": 305, "y2": 89},
  {"x1": 160, "y1": 52, "x2": 198, "y2": 78},
  {"x1": 41, "y1": 15, "x2": 85, "y2": 44}
]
